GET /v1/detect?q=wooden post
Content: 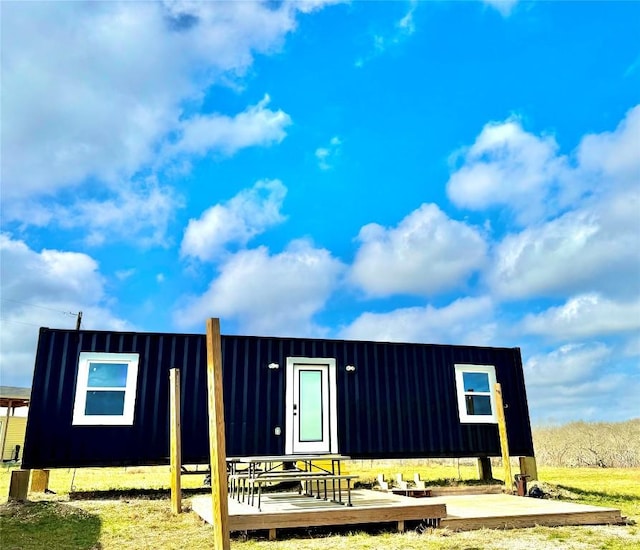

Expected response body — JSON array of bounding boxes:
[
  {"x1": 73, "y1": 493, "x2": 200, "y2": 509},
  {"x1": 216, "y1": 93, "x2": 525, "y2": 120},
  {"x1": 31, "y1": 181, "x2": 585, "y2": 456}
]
[
  {"x1": 0, "y1": 399, "x2": 12, "y2": 461},
  {"x1": 519, "y1": 456, "x2": 538, "y2": 481},
  {"x1": 477, "y1": 456, "x2": 493, "y2": 481},
  {"x1": 8, "y1": 469, "x2": 30, "y2": 501},
  {"x1": 206, "y1": 318, "x2": 230, "y2": 550},
  {"x1": 169, "y1": 368, "x2": 182, "y2": 514},
  {"x1": 30, "y1": 469, "x2": 50, "y2": 493},
  {"x1": 494, "y1": 383, "x2": 513, "y2": 493}
]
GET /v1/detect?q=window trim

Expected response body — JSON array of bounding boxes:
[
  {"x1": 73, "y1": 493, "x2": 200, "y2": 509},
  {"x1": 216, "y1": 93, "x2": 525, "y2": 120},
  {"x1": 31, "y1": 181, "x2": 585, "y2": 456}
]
[
  {"x1": 454, "y1": 364, "x2": 498, "y2": 424},
  {"x1": 72, "y1": 352, "x2": 139, "y2": 426}
]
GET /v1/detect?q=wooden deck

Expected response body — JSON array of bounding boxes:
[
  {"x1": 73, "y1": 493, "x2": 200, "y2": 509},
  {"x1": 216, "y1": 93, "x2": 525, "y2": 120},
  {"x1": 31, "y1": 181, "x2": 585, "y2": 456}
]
[
  {"x1": 440, "y1": 493, "x2": 624, "y2": 531},
  {"x1": 190, "y1": 489, "x2": 623, "y2": 536},
  {"x1": 192, "y1": 489, "x2": 445, "y2": 533}
]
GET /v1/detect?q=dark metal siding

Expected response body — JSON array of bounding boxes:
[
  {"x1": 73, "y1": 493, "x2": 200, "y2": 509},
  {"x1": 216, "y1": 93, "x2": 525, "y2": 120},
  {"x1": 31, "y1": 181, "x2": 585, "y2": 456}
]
[
  {"x1": 23, "y1": 329, "x2": 212, "y2": 468},
  {"x1": 22, "y1": 328, "x2": 534, "y2": 469}
]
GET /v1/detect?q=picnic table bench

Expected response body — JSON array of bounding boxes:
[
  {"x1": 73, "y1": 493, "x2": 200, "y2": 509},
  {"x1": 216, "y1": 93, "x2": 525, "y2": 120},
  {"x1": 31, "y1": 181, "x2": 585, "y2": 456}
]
[
  {"x1": 230, "y1": 471, "x2": 358, "y2": 510},
  {"x1": 227, "y1": 455, "x2": 356, "y2": 511}
]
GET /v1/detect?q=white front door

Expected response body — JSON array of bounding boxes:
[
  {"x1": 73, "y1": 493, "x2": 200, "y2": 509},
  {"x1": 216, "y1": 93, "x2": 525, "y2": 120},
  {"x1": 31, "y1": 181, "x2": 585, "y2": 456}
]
[{"x1": 285, "y1": 357, "x2": 338, "y2": 454}]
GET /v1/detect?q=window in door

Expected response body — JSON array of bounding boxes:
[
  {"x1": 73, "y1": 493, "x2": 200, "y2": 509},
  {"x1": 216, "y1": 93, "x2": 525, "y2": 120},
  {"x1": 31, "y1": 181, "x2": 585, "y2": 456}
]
[{"x1": 285, "y1": 357, "x2": 338, "y2": 454}]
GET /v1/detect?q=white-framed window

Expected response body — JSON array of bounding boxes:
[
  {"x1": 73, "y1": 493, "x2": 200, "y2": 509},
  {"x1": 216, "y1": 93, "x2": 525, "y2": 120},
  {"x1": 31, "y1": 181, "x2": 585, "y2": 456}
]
[
  {"x1": 454, "y1": 364, "x2": 498, "y2": 424},
  {"x1": 72, "y1": 352, "x2": 139, "y2": 426}
]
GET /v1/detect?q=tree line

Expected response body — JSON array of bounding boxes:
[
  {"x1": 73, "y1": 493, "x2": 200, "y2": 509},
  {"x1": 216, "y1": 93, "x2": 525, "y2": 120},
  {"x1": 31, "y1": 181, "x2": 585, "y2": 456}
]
[{"x1": 532, "y1": 419, "x2": 640, "y2": 468}]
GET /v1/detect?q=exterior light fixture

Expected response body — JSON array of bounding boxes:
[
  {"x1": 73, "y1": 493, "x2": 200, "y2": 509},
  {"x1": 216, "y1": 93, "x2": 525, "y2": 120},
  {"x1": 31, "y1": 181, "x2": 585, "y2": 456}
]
[
  {"x1": 268, "y1": 362, "x2": 280, "y2": 370},
  {"x1": 345, "y1": 365, "x2": 356, "y2": 372}
]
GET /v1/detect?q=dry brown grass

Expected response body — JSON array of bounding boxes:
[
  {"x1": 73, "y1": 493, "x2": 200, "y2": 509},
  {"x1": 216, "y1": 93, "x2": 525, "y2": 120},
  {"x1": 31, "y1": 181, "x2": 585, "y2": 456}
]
[{"x1": 533, "y1": 419, "x2": 640, "y2": 468}]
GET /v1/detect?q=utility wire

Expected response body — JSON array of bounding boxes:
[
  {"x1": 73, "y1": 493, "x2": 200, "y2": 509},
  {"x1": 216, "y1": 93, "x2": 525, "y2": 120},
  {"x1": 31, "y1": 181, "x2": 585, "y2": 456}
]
[
  {"x1": 0, "y1": 298, "x2": 78, "y2": 316},
  {"x1": 0, "y1": 317, "x2": 43, "y2": 328}
]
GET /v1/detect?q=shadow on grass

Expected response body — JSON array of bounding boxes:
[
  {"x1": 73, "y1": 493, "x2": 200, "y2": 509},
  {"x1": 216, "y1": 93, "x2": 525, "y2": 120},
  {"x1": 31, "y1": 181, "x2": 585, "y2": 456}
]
[
  {"x1": 0, "y1": 500, "x2": 101, "y2": 550},
  {"x1": 355, "y1": 477, "x2": 503, "y2": 489},
  {"x1": 69, "y1": 486, "x2": 211, "y2": 501},
  {"x1": 554, "y1": 484, "x2": 640, "y2": 505},
  {"x1": 231, "y1": 519, "x2": 435, "y2": 542}
]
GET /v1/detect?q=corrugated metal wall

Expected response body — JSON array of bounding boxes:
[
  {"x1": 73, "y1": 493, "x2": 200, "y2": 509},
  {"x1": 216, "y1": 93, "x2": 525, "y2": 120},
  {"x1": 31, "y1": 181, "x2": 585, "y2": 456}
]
[{"x1": 22, "y1": 328, "x2": 534, "y2": 469}]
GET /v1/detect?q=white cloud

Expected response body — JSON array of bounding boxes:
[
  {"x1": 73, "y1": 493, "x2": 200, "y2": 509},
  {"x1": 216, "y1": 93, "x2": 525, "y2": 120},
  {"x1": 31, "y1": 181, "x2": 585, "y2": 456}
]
[
  {"x1": 289, "y1": 0, "x2": 346, "y2": 14},
  {"x1": 623, "y1": 335, "x2": 640, "y2": 358},
  {"x1": 175, "y1": 239, "x2": 345, "y2": 335},
  {"x1": 115, "y1": 269, "x2": 137, "y2": 281},
  {"x1": 454, "y1": 105, "x2": 640, "y2": 301},
  {"x1": 5, "y1": 177, "x2": 181, "y2": 248},
  {"x1": 522, "y1": 294, "x2": 640, "y2": 340},
  {"x1": 1, "y1": 1, "x2": 333, "y2": 232},
  {"x1": 181, "y1": 179, "x2": 287, "y2": 262},
  {"x1": 525, "y1": 343, "x2": 611, "y2": 388},
  {"x1": 340, "y1": 296, "x2": 496, "y2": 345},
  {"x1": 523, "y1": 343, "x2": 640, "y2": 422},
  {"x1": 350, "y1": 204, "x2": 487, "y2": 297},
  {"x1": 483, "y1": 0, "x2": 519, "y2": 17},
  {"x1": 397, "y1": 2, "x2": 417, "y2": 36},
  {"x1": 355, "y1": 1, "x2": 418, "y2": 67},
  {"x1": 446, "y1": 117, "x2": 576, "y2": 225},
  {"x1": 3, "y1": 2, "x2": 186, "y2": 199},
  {"x1": 78, "y1": 179, "x2": 180, "y2": 247},
  {"x1": 448, "y1": 106, "x2": 640, "y2": 228},
  {"x1": 315, "y1": 136, "x2": 342, "y2": 170},
  {"x1": 0, "y1": 234, "x2": 130, "y2": 387},
  {"x1": 527, "y1": 372, "x2": 639, "y2": 424},
  {"x1": 577, "y1": 104, "x2": 640, "y2": 185},
  {"x1": 166, "y1": 95, "x2": 291, "y2": 159},
  {"x1": 393, "y1": 102, "x2": 640, "y2": 423},
  {"x1": 488, "y1": 189, "x2": 640, "y2": 300}
]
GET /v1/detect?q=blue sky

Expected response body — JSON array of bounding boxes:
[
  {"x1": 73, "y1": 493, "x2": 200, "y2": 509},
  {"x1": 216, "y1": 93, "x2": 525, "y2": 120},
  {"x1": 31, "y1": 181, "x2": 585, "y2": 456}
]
[{"x1": 1, "y1": 0, "x2": 639, "y2": 424}]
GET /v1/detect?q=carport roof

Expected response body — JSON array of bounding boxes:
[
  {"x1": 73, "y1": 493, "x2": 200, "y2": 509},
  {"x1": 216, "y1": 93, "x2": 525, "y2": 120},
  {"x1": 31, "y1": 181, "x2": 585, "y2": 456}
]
[{"x1": 0, "y1": 386, "x2": 31, "y2": 408}]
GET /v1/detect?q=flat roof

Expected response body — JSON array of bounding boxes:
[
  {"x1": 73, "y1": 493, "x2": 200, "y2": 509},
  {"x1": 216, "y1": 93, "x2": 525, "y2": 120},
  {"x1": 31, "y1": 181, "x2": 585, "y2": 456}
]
[{"x1": 0, "y1": 386, "x2": 31, "y2": 408}]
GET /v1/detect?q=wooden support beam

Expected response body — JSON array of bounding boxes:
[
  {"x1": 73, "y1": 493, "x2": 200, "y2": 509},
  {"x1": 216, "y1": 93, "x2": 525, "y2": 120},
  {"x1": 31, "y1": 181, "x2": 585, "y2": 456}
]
[
  {"x1": 494, "y1": 383, "x2": 513, "y2": 493},
  {"x1": 30, "y1": 469, "x2": 50, "y2": 493},
  {"x1": 268, "y1": 528, "x2": 277, "y2": 541},
  {"x1": 206, "y1": 318, "x2": 230, "y2": 550},
  {"x1": 0, "y1": 399, "x2": 12, "y2": 461},
  {"x1": 397, "y1": 520, "x2": 405, "y2": 532},
  {"x1": 169, "y1": 368, "x2": 182, "y2": 514},
  {"x1": 519, "y1": 456, "x2": 538, "y2": 481},
  {"x1": 477, "y1": 457, "x2": 493, "y2": 481},
  {"x1": 8, "y1": 469, "x2": 30, "y2": 501}
]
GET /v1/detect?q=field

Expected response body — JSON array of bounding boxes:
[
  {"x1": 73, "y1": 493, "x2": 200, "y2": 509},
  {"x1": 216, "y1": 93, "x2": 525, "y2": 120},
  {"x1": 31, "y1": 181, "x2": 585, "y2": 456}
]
[{"x1": 1, "y1": 462, "x2": 639, "y2": 550}]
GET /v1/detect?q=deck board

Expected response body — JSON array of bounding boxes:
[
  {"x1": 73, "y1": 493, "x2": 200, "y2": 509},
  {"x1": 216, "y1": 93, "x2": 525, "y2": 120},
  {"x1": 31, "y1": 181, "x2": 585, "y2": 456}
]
[
  {"x1": 439, "y1": 493, "x2": 624, "y2": 531},
  {"x1": 190, "y1": 490, "x2": 623, "y2": 534},
  {"x1": 192, "y1": 489, "x2": 445, "y2": 531}
]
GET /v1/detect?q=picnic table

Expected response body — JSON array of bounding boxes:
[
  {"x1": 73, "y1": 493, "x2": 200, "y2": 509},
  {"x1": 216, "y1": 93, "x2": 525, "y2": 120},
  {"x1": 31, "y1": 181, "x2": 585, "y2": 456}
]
[{"x1": 227, "y1": 454, "x2": 357, "y2": 511}]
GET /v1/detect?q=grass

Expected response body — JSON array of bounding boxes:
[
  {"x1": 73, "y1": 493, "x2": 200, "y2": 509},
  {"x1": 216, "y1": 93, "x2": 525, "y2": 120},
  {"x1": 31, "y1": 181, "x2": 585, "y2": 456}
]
[
  {"x1": 344, "y1": 458, "x2": 488, "y2": 487},
  {"x1": 1, "y1": 500, "x2": 101, "y2": 550},
  {"x1": 1, "y1": 463, "x2": 639, "y2": 550},
  {"x1": 537, "y1": 466, "x2": 640, "y2": 521}
]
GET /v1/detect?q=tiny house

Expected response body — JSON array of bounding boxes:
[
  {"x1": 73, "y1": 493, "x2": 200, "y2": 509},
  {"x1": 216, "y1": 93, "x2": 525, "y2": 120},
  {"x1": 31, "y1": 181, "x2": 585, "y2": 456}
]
[{"x1": 22, "y1": 327, "x2": 534, "y2": 469}]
